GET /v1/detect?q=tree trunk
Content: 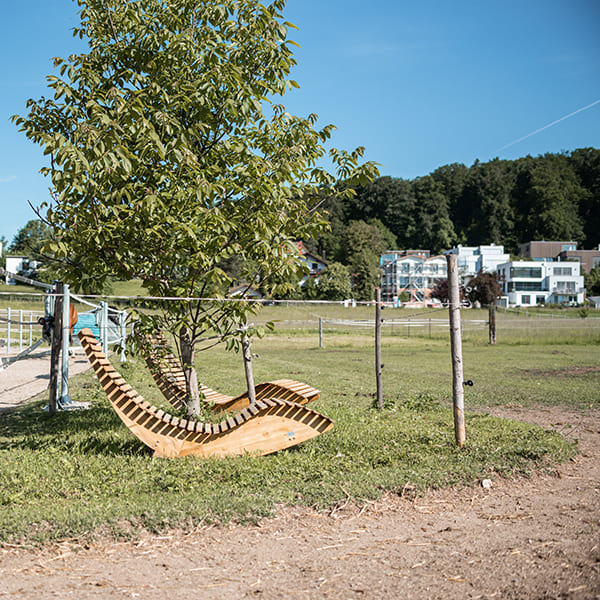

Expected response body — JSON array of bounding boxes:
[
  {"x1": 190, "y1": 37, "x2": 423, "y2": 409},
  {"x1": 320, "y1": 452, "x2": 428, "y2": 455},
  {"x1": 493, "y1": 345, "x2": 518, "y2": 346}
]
[
  {"x1": 180, "y1": 327, "x2": 201, "y2": 416},
  {"x1": 241, "y1": 333, "x2": 257, "y2": 405}
]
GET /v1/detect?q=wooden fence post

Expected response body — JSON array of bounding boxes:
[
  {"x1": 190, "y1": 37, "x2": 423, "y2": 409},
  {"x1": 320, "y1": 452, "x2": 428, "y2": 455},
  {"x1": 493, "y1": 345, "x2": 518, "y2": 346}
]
[
  {"x1": 375, "y1": 287, "x2": 383, "y2": 410},
  {"x1": 489, "y1": 302, "x2": 496, "y2": 345},
  {"x1": 319, "y1": 317, "x2": 323, "y2": 348},
  {"x1": 48, "y1": 282, "x2": 64, "y2": 416},
  {"x1": 446, "y1": 255, "x2": 466, "y2": 447}
]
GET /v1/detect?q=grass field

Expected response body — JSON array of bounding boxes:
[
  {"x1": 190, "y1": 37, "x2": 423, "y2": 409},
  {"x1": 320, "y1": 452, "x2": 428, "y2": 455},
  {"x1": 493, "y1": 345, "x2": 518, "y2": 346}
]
[{"x1": 1, "y1": 303, "x2": 598, "y2": 544}]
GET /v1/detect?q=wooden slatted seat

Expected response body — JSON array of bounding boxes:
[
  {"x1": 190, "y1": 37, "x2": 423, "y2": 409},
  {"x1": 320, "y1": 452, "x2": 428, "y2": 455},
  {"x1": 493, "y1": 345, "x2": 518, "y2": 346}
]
[
  {"x1": 78, "y1": 328, "x2": 333, "y2": 458},
  {"x1": 144, "y1": 333, "x2": 320, "y2": 413}
]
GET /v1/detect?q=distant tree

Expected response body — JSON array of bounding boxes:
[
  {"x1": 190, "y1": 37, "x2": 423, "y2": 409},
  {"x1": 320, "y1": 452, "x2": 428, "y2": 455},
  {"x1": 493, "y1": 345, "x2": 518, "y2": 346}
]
[
  {"x1": 466, "y1": 270, "x2": 503, "y2": 306},
  {"x1": 569, "y1": 147, "x2": 600, "y2": 249},
  {"x1": 585, "y1": 266, "x2": 600, "y2": 297},
  {"x1": 412, "y1": 176, "x2": 456, "y2": 253},
  {"x1": 367, "y1": 218, "x2": 397, "y2": 251},
  {"x1": 462, "y1": 159, "x2": 517, "y2": 250},
  {"x1": 432, "y1": 162, "x2": 469, "y2": 234},
  {"x1": 514, "y1": 154, "x2": 585, "y2": 243},
  {"x1": 315, "y1": 262, "x2": 352, "y2": 300},
  {"x1": 9, "y1": 220, "x2": 51, "y2": 259},
  {"x1": 350, "y1": 250, "x2": 380, "y2": 301},
  {"x1": 340, "y1": 220, "x2": 393, "y2": 300}
]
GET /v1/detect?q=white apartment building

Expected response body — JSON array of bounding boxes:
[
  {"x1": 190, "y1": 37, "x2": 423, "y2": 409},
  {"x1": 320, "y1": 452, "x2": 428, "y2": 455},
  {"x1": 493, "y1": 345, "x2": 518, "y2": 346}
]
[
  {"x1": 444, "y1": 244, "x2": 509, "y2": 283},
  {"x1": 380, "y1": 251, "x2": 447, "y2": 304},
  {"x1": 496, "y1": 260, "x2": 585, "y2": 306}
]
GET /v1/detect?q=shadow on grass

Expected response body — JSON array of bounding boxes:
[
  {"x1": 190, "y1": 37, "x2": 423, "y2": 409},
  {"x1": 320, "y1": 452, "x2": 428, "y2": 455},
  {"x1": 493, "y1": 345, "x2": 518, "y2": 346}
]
[{"x1": 0, "y1": 399, "x2": 150, "y2": 457}]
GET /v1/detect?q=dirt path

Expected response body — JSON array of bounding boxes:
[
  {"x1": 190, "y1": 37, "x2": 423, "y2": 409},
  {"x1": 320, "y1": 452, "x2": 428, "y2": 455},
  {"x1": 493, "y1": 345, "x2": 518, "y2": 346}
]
[
  {"x1": 0, "y1": 351, "x2": 90, "y2": 411},
  {"x1": 0, "y1": 403, "x2": 598, "y2": 599}
]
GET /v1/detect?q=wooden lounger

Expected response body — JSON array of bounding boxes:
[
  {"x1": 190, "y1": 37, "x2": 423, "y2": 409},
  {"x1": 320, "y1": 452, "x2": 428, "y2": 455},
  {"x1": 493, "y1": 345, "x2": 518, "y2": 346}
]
[
  {"x1": 78, "y1": 328, "x2": 333, "y2": 458},
  {"x1": 144, "y1": 333, "x2": 320, "y2": 413}
]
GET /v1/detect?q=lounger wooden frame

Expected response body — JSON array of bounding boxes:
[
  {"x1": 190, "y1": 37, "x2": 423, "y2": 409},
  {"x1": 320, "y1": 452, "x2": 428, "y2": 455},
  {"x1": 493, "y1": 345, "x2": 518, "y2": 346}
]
[
  {"x1": 79, "y1": 328, "x2": 333, "y2": 458},
  {"x1": 144, "y1": 333, "x2": 320, "y2": 413}
]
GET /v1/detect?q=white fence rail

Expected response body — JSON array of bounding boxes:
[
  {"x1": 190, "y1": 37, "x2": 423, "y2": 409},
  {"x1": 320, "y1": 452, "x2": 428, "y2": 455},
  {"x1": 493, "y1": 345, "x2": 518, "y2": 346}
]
[{"x1": 0, "y1": 308, "x2": 45, "y2": 354}]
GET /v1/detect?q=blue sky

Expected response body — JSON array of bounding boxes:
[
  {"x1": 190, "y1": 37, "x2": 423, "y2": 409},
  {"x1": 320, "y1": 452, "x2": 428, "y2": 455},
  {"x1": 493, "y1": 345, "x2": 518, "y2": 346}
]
[{"x1": 1, "y1": 0, "x2": 599, "y2": 243}]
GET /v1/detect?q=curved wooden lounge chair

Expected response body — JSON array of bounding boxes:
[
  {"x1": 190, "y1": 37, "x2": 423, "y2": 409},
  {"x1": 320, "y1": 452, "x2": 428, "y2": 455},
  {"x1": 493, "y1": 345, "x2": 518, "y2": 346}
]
[
  {"x1": 144, "y1": 333, "x2": 320, "y2": 413},
  {"x1": 78, "y1": 328, "x2": 333, "y2": 458}
]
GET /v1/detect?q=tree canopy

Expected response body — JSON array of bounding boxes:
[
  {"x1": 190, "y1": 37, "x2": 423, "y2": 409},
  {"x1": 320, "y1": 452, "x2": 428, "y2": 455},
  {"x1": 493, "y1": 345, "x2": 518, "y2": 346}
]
[
  {"x1": 14, "y1": 0, "x2": 378, "y2": 414},
  {"x1": 8, "y1": 220, "x2": 51, "y2": 259}
]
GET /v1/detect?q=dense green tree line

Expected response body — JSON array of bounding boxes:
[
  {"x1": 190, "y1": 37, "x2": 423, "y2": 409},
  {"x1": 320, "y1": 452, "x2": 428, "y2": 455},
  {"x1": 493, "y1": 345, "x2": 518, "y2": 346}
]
[{"x1": 312, "y1": 148, "x2": 600, "y2": 259}]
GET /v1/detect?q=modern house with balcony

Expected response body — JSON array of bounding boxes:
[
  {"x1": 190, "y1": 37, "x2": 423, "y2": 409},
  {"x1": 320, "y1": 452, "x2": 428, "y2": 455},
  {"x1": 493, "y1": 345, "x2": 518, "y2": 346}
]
[
  {"x1": 380, "y1": 250, "x2": 447, "y2": 305},
  {"x1": 496, "y1": 260, "x2": 585, "y2": 306}
]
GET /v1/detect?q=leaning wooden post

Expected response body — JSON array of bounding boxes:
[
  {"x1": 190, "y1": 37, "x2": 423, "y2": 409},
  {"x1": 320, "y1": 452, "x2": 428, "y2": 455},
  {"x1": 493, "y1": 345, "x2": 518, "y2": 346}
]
[
  {"x1": 488, "y1": 302, "x2": 497, "y2": 345},
  {"x1": 446, "y1": 255, "x2": 466, "y2": 447},
  {"x1": 241, "y1": 325, "x2": 257, "y2": 406},
  {"x1": 375, "y1": 287, "x2": 383, "y2": 410},
  {"x1": 48, "y1": 282, "x2": 64, "y2": 416},
  {"x1": 319, "y1": 317, "x2": 323, "y2": 349}
]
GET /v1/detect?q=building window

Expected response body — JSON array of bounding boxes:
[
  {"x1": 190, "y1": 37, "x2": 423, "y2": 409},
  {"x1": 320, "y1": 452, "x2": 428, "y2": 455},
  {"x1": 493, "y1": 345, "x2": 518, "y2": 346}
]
[
  {"x1": 509, "y1": 281, "x2": 542, "y2": 292},
  {"x1": 553, "y1": 267, "x2": 572, "y2": 276},
  {"x1": 510, "y1": 267, "x2": 542, "y2": 278},
  {"x1": 562, "y1": 244, "x2": 576, "y2": 251},
  {"x1": 521, "y1": 295, "x2": 531, "y2": 305},
  {"x1": 536, "y1": 296, "x2": 545, "y2": 304}
]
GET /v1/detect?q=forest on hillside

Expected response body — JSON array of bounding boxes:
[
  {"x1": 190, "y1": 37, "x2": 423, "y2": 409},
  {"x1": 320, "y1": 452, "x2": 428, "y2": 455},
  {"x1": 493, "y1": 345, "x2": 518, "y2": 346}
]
[{"x1": 309, "y1": 147, "x2": 600, "y2": 262}]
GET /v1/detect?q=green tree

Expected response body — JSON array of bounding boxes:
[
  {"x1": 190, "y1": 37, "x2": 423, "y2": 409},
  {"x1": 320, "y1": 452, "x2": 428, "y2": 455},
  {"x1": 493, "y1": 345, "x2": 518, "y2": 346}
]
[
  {"x1": 585, "y1": 266, "x2": 600, "y2": 297},
  {"x1": 411, "y1": 176, "x2": 456, "y2": 253},
  {"x1": 340, "y1": 219, "x2": 393, "y2": 299},
  {"x1": 9, "y1": 220, "x2": 51, "y2": 259},
  {"x1": 14, "y1": 0, "x2": 378, "y2": 415},
  {"x1": 315, "y1": 262, "x2": 351, "y2": 300},
  {"x1": 461, "y1": 159, "x2": 517, "y2": 250},
  {"x1": 350, "y1": 250, "x2": 380, "y2": 301},
  {"x1": 569, "y1": 147, "x2": 600, "y2": 249},
  {"x1": 514, "y1": 154, "x2": 585, "y2": 243}
]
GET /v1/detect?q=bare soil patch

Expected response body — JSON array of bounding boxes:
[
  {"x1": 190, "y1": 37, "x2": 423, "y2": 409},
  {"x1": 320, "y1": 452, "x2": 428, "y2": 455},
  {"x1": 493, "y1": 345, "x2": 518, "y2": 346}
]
[
  {"x1": 0, "y1": 403, "x2": 598, "y2": 599},
  {"x1": 0, "y1": 351, "x2": 90, "y2": 411}
]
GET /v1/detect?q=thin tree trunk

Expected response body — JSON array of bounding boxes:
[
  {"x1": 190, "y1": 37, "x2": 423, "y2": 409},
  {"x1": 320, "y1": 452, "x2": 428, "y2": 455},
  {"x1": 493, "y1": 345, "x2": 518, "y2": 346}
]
[
  {"x1": 241, "y1": 332, "x2": 257, "y2": 405},
  {"x1": 180, "y1": 327, "x2": 200, "y2": 416}
]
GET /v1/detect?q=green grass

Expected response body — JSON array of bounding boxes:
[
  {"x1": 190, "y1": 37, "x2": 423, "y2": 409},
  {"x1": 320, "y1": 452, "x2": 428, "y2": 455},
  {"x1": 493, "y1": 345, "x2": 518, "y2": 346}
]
[
  {"x1": 1, "y1": 329, "x2": 593, "y2": 545},
  {"x1": 0, "y1": 284, "x2": 46, "y2": 310}
]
